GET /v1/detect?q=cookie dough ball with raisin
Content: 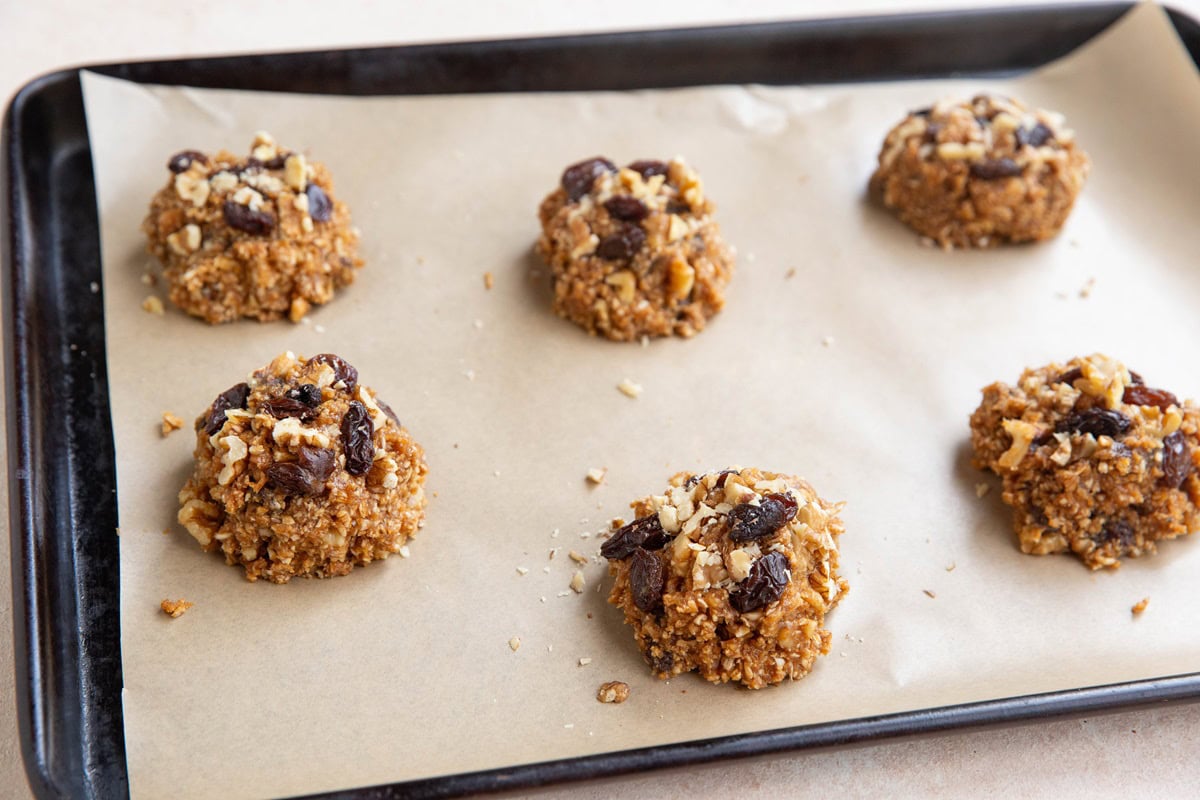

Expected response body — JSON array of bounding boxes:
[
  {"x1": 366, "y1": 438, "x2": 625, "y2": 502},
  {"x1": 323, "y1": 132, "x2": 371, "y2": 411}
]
[
  {"x1": 177, "y1": 352, "x2": 427, "y2": 583},
  {"x1": 142, "y1": 132, "x2": 362, "y2": 323},
  {"x1": 869, "y1": 94, "x2": 1089, "y2": 248},
  {"x1": 601, "y1": 468, "x2": 847, "y2": 689},
  {"x1": 536, "y1": 157, "x2": 734, "y2": 341},
  {"x1": 970, "y1": 354, "x2": 1200, "y2": 569}
]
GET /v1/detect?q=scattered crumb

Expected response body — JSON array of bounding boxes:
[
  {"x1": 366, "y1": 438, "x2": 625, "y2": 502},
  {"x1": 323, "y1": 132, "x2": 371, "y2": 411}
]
[
  {"x1": 141, "y1": 295, "x2": 164, "y2": 315},
  {"x1": 586, "y1": 612, "x2": 593, "y2": 619},
  {"x1": 570, "y1": 571, "x2": 586, "y2": 593},
  {"x1": 923, "y1": 589, "x2": 936, "y2": 599},
  {"x1": 160, "y1": 412, "x2": 184, "y2": 437},
  {"x1": 540, "y1": 596, "x2": 547, "y2": 603},
  {"x1": 578, "y1": 657, "x2": 593, "y2": 666},
  {"x1": 141, "y1": 272, "x2": 156, "y2": 286},
  {"x1": 516, "y1": 566, "x2": 530, "y2": 575},
  {"x1": 556, "y1": 590, "x2": 571, "y2": 597},
  {"x1": 464, "y1": 369, "x2": 476, "y2": 381},
  {"x1": 586, "y1": 467, "x2": 607, "y2": 485},
  {"x1": 547, "y1": 644, "x2": 554, "y2": 652},
  {"x1": 1132, "y1": 597, "x2": 1150, "y2": 616},
  {"x1": 945, "y1": 562, "x2": 957, "y2": 572},
  {"x1": 549, "y1": 548, "x2": 558, "y2": 560},
  {"x1": 160, "y1": 598, "x2": 192, "y2": 618},
  {"x1": 564, "y1": 723, "x2": 574, "y2": 729},
  {"x1": 313, "y1": 324, "x2": 326, "y2": 334},
  {"x1": 1079, "y1": 277, "x2": 1096, "y2": 299},
  {"x1": 483, "y1": 271, "x2": 495, "y2": 290},
  {"x1": 508, "y1": 636, "x2": 521, "y2": 652},
  {"x1": 493, "y1": 469, "x2": 500, "y2": 477},
  {"x1": 552, "y1": 528, "x2": 560, "y2": 537},
  {"x1": 399, "y1": 545, "x2": 411, "y2": 558},
  {"x1": 568, "y1": 550, "x2": 588, "y2": 564},
  {"x1": 544, "y1": 566, "x2": 552, "y2": 573},
  {"x1": 745, "y1": 251, "x2": 756, "y2": 263},
  {"x1": 597, "y1": 681, "x2": 630, "y2": 704},
  {"x1": 617, "y1": 378, "x2": 643, "y2": 399},
  {"x1": 785, "y1": 267, "x2": 796, "y2": 279},
  {"x1": 639, "y1": 335, "x2": 649, "y2": 348},
  {"x1": 975, "y1": 482, "x2": 990, "y2": 498},
  {"x1": 821, "y1": 335, "x2": 835, "y2": 348}
]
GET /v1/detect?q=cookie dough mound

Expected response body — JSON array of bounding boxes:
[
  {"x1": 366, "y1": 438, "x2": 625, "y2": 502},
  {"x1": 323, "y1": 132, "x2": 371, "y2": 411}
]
[
  {"x1": 601, "y1": 468, "x2": 847, "y2": 689},
  {"x1": 536, "y1": 157, "x2": 734, "y2": 341},
  {"x1": 177, "y1": 351, "x2": 427, "y2": 583},
  {"x1": 970, "y1": 354, "x2": 1200, "y2": 569},
  {"x1": 869, "y1": 94, "x2": 1089, "y2": 248},
  {"x1": 142, "y1": 132, "x2": 362, "y2": 323}
]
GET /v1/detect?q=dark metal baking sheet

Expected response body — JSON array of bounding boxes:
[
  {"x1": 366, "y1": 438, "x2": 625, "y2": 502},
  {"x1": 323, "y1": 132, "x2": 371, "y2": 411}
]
[{"x1": 6, "y1": 4, "x2": 1200, "y2": 798}]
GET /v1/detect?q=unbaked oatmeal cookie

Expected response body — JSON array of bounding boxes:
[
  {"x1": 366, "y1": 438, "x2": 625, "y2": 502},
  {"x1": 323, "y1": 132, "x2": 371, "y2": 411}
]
[
  {"x1": 177, "y1": 351, "x2": 427, "y2": 583},
  {"x1": 601, "y1": 468, "x2": 847, "y2": 689},
  {"x1": 143, "y1": 132, "x2": 362, "y2": 323},
  {"x1": 870, "y1": 94, "x2": 1089, "y2": 248},
  {"x1": 536, "y1": 157, "x2": 734, "y2": 341},
  {"x1": 970, "y1": 354, "x2": 1200, "y2": 569}
]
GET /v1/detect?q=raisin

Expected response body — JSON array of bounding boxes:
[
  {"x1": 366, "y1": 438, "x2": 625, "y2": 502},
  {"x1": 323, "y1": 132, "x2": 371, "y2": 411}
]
[
  {"x1": 1100, "y1": 519, "x2": 1136, "y2": 548},
  {"x1": 375, "y1": 396, "x2": 401, "y2": 427},
  {"x1": 240, "y1": 158, "x2": 263, "y2": 173},
  {"x1": 340, "y1": 401, "x2": 374, "y2": 476},
  {"x1": 603, "y1": 196, "x2": 649, "y2": 222},
  {"x1": 647, "y1": 650, "x2": 674, "y2": 673},
  {"x1": 923, "y1": 123, "x2": 942, "y2": 143},
  {"x1": 308, "y1": 353, "x2": 358, "y2": 390},
  {"x1": 1016, "y1": 122, "x2": 1054, "y2": 148},
  {"x1": 298, "y1": 445, "x2": 336, "y2": 481},
  {"x1": 601, "y1": 514, "x2": 669, "y2": 560},
  {"x1": 911, "y1": 107, "x2": 932, "y2": 117},
  {"x1": 728, "y1": 493, "x2": 798, "y2": 543},
  {"x1": 266, "y1": 462, "x2": 325, "y2": 496},
  {"x1": 1129, "y1": 371, "x2": 1145, "y2": 386},
  {"x1": 626, "y1": 159, "x2": 669, "y2": 178},
  {"x1": 629, "y1": 549, "x2": 666, "y2": 613},
  {"x1": 1162, "y1": 431, "x2": 1192, "y2": 489},
  {"x1": 665, "y1": 200, "x2": 690, "y2": 215},
  {"x1": 305, "y1": 183, "x2": 332, "y2": 222},
  {"x1": 287, "y1": 383, "x2": 322, "y2": 407},
  {"x1": 223, "y1": 201, "x2": 275, "y2": 235},
  {"x1": 1055, "y1": 408, "x2": 1131, "y2": 439},
  {"x1": 1123, "y1": 384, "x2": 1179, "y2": 411},
  {"x1": 714, "y1": 469, "x2": 740, "y2": 488},
  {"x1": 596, "y1": 224, "x2": 646, "y2": 260},
  {"x1": 970, "y1": 158, "x2": 1023, "y2": 180},
  {"x1": 168, "y1": 150, "x2": 207, "y2": 173},
  {"x1": 1057, "y1": 366, "x2": 1083, "y2": 385},
  {"x1": 259, "y1": 396, "x2": 318, "y2": 422},
  {"x1": 729, "y1": 551, "x2": 791, "y2": 613},
  {"x1": 204, "y1": 382, "x2": 250, "y2": 436},
  {"x1": 561, "y1": 157, "x2": 617, "y2": 201},
  {"x1": 262, "y1": 153, "x2": 288, "y2": 170}
]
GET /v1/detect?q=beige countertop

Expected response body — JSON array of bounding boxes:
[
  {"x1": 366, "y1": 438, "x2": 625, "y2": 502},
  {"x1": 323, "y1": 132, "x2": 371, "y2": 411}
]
[{"x1": 4, "y1": 2, "x2": 1200, "y2": 797}]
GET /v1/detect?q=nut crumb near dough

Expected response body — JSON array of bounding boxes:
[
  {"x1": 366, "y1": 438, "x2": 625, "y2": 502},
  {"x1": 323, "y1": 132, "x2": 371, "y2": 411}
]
[
  {"x1": 1131, "y1": 597, "x2": 1150, "y2": 616},
  {"x1": 483, "y1": 271, "x2": 494, "y2": 290},
  {"x1": 617, "y1": 379, "x2": 642, "y2": 398},
  {"x1": 142, "y1": 295, "x2": 165, "y2": 315},
  {"x1": 160, "y1": 598, "x2": 193, "y2": 618},
  {"x1": 161, "y1": 412, "x2": 184, "y2": 436},
  {"x1": 586, "y1": 467, "x2": 607, "y2": 484},
  {"x1": 597, "y1": 681, "x2": 630, "y2": 704},
  {"x1": 509, "y1": 637, "x2": 521, "y2": 652}
]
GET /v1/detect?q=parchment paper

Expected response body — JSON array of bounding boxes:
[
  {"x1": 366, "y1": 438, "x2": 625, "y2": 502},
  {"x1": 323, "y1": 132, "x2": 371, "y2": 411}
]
[{"x1": 80, "y1": 5, "x2": 1200, "y2": 798}]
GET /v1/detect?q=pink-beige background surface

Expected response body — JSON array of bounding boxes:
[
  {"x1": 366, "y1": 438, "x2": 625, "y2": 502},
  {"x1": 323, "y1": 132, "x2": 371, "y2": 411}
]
[{"x1": 7, "y1": 2, "x2": 1200, "y2": 798}]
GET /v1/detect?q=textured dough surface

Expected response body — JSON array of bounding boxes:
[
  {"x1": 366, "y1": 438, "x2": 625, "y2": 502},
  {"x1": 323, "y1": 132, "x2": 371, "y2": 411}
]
[
  {"x1": 143, "y1": 132, "x2": 362, "y2": 323},
  {"x1": 603, "y1": 468, "x2": 847, "y2": 689},
  {"x1": 970, "y1": 354, "x2": 1200, "y2": 569},
  {"x1": 178, "y1": 351, "x2": 427, "y2": 583},
  {"x1": 536, "y1": 157, "x2": 734, "y2": 341},
  {"x1": 869, "y1": 94, "x2": 1089, "y2": 249}
]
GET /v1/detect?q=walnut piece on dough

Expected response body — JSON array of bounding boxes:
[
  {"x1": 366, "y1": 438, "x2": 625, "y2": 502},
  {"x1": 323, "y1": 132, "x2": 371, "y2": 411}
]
[
  {"x1": 536, "y1": 157, "x2": 734, "y2": 341},
  {"x1": 869, "y1": 94, "x2": 1089, "y2": 248},
  {"x1": 970, "y1": 354, "x2": 1200, "y2": 569},
  {"x1": 601, "y1": 468, "x2": 847, "y2": 689},
  {"x1": 142, "y1": 133, "x2": 362, "y2": 323},
  {"x1": 177, "y1": 352, "x2": 427, "y2": 583}
]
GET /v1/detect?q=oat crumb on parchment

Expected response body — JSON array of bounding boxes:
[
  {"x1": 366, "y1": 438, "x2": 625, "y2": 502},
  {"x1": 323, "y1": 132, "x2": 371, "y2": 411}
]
[
  {"x1": 570, "y1": 570, "x2": 586, "y2": 593},
  {"x1": 597, "y1": 681, "x2": 630, "y2": 704},
  {"x1": 586, "y1": 467, "x2": 607, "y2": 485},
  {"x1": 923, "y1": 589, "x2": 936, "y2": 599},
  {"x1": 142, "y1": 295, "x2": 164, "y2": 315},
  {"x1": 508, "y1": 636, "x2": 521, "y2": 652},
  {"x1": 1132, "y1": 597, "x2": 1150, "y2": 616},
  {"x1": 975, "y1": 482, "x2": 991, "y2": 498},
  {"x1": 578, "y1": 657, "x2": 593, "y2": 666},
  {"x1": 483, "y1": 271, "x2": 494, "y2": 290},
  {"x1": 160, "y1": 412, "x2": 184, "y2": 436},
  {"x1": 617, "y1": 378, "x2": 643, "y2": 398},
  {"x1": 1079, "y1": 277, "x2": 1096, "y2": 298},
  {"x1": 568, "y1": 550, "x2": 589, "y2": 565},
  {"x1": 160, "y1": 598, "x2": 193, "y2": 618}
]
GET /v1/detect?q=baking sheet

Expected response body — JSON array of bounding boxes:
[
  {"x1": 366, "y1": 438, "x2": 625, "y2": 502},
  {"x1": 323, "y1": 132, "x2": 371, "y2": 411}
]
[{"x1": 80, "y1": 5, "x2": 1200, "y2": 798}]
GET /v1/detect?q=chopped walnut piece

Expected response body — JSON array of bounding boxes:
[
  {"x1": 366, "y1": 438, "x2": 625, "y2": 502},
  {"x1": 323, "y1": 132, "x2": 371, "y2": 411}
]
[
  {"x1": 1131, "y1": 597, "x2": 1150, "y2": 616},
  {"x1": 617, "y1": 378, "x2": 643, "y2": 398},
  {"x1": 570, "y1": 570, "x2": 586, "y2": 593},
  {"x1": 597, "y1": 681, "x2": 630, "y2": 704},
  {"x1": 142, "y1": 296, "x2": 165, "y2": 315},
  {"x1": 586, "y1": 467, "x2": 607, "y2": 484},
  {"x1": 161, "y1": 412, "x2": 184, "y2": 437},
  {"x1": 160, "y1": 598, "x2": 193, "y2": 618},
  {"x1": 508, "y1": 636, "x2": 521, "y2": 652}
]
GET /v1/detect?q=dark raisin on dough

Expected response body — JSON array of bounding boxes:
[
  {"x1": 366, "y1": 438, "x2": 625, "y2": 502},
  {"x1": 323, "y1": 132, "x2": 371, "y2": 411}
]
[
  {"x1": 298, "y1": 445, "x2": 336, "y2": 481},
  {"x1": 375, "y1": 396, "x2": 401, "y2": 427},
  {"x1": 204, "y1": 382, "x2": 250, "y2": 436},
  {"x1": 970, "y1": 158, "x2": 1023, "y2": 180},
  {"x1": 168, "y1": 150, "x2": 207, "y2": 173},
  {"x1": 1100, "y1": 519, "x2": 1136, "y2": 548},
  {"x1": 305, "y1": 183, "x2": 333, "y2": 223},
  {"x1": 596, "y1": 224, "x2": 646, "y2": 260},
  {"x1": 1122, "y1": 384, "x2": 1179, "y2": 412},
  {"x1": 266, "y1": 462, "x2": 326, "y2": 496},
  {"x1": 647, "y1": 650, "x2": 674, "y2": 673},
  {"x1": 340, "y1": 401, "x2": 375, "y2": 477},
  {"x1": 1162, "y1": 431, "x2": 1192, "y2": 489},
  {"x1": 287, "y1": 383, "x2": 323, "y2": 407},
  {"x1": 308, "y1": 353, "x2": 358, "y2": 390},
  {"x1": 561, "y1": 157, "x2": 617, "y2": 201},
  {"x1": 729, "y1": 551, "x2": 791, "y2": 613},
  {"x1": 259, "y1": 396, "x2": 319, "y2": 422},
  {"x1": 626, "y1": 159, "x2": 669, "y2": 179},
  {"x1": 630, "y1": 549, "x2": 666, "y2": 613},
  {"x1": 223, "y1": 201, "x2": 275, "y2": 235},
  {"x1": 603, "y1": 196, "x2": 649, "y2": 222},
  {"x1": 1056, "y1": 367, "x2": 1083, "y2": 385},
  {"x1": 262, "y1": 153, "x2": 289, "y2": 170},
  {"x1": 601, "y1": 514, "x2": 669, "y2": 560},
  {"x1": 1055, "y1": 408, "x2": 1132, "y2": 439},
  {"x1": 1016, "y1": 122, "x2": 1054, "y2": 148},
  {"x1": 728, "y1": 493, "x2": 799, "y2": 543}
]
